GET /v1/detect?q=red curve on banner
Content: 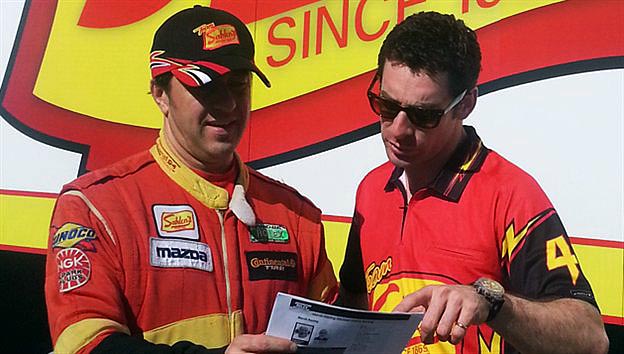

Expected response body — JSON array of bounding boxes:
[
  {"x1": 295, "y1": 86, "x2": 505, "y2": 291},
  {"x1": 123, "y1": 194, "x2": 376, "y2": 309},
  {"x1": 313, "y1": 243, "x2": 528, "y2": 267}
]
[
  {"x1": 1, "y1": 0, "x2": 622, "y2": 172},
  {"x1": 1, "y1": 2, "x2": 157, "y2": 169},
  {"x1": 78, "y1": 0, "x2": 171, "y2": 28},
  {"x1": 212, "y1": 0, "x2": 320, "y2": 24},
  {"x1": 78, "y1": 0, "x2": 320, "y2": 29},
  {"x1": 243, "y1": 0, "x2": 624, "y2": 161}
]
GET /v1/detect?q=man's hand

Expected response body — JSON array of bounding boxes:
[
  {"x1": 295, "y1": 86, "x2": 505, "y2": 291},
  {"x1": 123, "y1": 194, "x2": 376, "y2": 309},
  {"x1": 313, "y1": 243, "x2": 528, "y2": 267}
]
[
  {"x1": 393, "y1": 284, "x2": 489, "y2": 345},
  {"x1": 225, "y1": 334, "x2": 297, "y2": 354}
]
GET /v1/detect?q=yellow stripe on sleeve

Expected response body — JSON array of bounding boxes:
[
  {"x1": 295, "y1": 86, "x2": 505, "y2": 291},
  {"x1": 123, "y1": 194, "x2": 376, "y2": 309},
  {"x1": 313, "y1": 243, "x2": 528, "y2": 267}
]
[{"x1": 55, "y1": 318, "x2": 129, "y2": 354}]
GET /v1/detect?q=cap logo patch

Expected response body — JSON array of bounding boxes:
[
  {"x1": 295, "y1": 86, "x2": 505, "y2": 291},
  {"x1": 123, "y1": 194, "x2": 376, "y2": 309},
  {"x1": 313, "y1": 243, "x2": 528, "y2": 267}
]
[
  {"x1": 56, "y1": 248, "x2": 91, "y2": 293},
  {"x1": 193, "y1": 23, "x2": 239, "y2": 50}
]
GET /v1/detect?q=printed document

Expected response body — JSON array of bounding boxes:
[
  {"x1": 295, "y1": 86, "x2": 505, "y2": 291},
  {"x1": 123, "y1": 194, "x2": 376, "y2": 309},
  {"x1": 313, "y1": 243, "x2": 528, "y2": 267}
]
[{"x1": 266, "y1": 292, "x2": 423, "y2": 354}]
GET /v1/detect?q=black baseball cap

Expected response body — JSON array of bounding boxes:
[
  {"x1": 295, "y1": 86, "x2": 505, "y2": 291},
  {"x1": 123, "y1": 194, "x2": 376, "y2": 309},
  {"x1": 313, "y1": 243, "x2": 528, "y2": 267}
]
[{"x1": 150, "y1": 5, "x2": 270, "y2": 87}]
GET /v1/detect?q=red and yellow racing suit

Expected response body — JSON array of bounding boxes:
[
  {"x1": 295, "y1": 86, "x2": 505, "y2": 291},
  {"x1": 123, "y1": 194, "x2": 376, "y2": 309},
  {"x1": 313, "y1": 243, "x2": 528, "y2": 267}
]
[{"x1": 45, "y1": 136, "x2": 337, "y2": 353}]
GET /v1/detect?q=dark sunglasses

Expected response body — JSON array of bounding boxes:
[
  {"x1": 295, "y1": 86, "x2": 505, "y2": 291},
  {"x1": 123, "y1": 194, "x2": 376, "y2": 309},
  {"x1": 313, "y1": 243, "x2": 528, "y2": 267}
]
[{"x1": 367, "y1": 75, "x2": 467, "y2": 129}]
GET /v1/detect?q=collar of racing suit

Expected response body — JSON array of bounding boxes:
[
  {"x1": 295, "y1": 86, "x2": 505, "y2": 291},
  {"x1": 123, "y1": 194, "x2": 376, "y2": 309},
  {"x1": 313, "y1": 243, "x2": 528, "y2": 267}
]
[{"x1": 149, "y1": 132, "x2": 256, "y2": 226}]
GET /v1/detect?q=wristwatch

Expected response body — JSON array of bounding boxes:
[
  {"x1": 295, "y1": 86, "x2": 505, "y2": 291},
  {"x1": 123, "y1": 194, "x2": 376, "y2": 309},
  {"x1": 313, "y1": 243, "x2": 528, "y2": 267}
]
[{"x1": 472, "y1": 277, "x2": 505, "y2": 322}]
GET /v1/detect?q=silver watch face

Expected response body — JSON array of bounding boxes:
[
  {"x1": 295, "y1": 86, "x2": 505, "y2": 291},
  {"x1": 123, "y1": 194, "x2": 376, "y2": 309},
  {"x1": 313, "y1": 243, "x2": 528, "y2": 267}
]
[{"x1": 476, "y1": 278, "x2": 504, "y2": 299}]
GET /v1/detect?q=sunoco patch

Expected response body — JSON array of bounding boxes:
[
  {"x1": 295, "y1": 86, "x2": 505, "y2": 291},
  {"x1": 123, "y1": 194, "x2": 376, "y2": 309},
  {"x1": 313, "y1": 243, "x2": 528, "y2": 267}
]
[
  {"x1": 246, "y1": 251, "x2": 298, "y2": 281},
  {"x1": 52, "y1": 223, "x2": 96, "y2": 249},
  {"x1": 249, "y1": 224, "x2": 290, "y2": 243},
  {"x1": 56, "y1": 248, "x2": 91, "y2": 293}
]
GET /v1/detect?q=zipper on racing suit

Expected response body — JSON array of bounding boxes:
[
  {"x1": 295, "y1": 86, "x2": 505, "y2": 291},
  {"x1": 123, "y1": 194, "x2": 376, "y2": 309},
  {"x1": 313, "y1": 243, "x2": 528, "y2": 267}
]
[{"x1": 216, "y1": 209, "x2": 234, "y2": 341}]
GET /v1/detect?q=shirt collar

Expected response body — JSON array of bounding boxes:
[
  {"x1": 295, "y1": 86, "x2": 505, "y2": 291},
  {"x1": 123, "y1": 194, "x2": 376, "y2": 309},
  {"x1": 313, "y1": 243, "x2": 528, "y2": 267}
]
[
  {"x1": 385, "y1": 126, "x2": 489, "y2": 202},
  {"x1": 149, "y1": 132, "x2": 256, "y2": 225}
]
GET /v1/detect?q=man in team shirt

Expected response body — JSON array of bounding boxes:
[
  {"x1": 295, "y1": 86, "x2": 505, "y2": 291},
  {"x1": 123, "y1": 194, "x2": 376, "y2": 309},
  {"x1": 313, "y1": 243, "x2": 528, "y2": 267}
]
[{"x1": 337, "y1": 11, "x2": 609, "y2": 354}]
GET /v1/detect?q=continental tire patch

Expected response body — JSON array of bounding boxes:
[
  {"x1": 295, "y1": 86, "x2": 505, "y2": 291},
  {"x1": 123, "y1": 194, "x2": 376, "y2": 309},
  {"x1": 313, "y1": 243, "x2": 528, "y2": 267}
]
[
  {"x1": 56, "y1": 248, "x2": 91, "y2": 293},
  {"x1": 246, "y1": 251, "x2": 298, "y2": 281}
]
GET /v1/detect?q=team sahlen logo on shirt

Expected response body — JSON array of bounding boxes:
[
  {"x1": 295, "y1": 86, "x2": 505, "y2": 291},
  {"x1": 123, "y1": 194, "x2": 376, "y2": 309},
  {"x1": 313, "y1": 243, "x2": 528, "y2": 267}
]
[
  {"x1": 365, "y1": 256, "x2": 392, "y2": 294},
  {"x1": 370, "y1": 274, "x2": 503, "y2": 353}
]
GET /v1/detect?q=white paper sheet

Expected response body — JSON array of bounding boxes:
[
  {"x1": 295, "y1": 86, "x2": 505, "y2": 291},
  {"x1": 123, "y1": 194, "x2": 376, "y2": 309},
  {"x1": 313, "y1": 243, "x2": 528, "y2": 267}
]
[{"x1": 266, "y1": 292, "x2": 423, "y2": 354}]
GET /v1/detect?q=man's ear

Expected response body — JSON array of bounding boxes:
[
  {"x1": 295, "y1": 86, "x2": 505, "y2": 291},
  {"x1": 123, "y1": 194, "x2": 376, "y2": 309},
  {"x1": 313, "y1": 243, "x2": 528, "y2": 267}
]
[
  {"x1": 150, "y1": 80, "x2": 169, "y2": 117},
  {"x1": 457, "y1": 87, "x2": 478, "y2": 121}
]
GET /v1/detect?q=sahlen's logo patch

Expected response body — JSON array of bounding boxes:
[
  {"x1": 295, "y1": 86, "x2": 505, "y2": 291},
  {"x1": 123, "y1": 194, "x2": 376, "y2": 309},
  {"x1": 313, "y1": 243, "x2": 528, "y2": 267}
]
[
  {"x1": 249, "y1": 224, "x2": 290, "y2": 243},
  {"x1": 56, "y1": 248, "x2": 91, "y2": 293},
  {"x1": 52, "y1": 223, "x2": 96, "y2": 249},
  {"x1": 246, "y1": 251, "x2": 298, "y2": 281},
  {"x1": 153, "y1": 205, "x2": 199, "y2": 240},
  {"x1": 161, "y1": 210, "x2": 195, "y2": 232}
]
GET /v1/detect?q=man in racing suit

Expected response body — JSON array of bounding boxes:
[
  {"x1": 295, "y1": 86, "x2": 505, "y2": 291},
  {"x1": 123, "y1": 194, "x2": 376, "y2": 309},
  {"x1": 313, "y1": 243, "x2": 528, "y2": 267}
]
[
  {"x1": 337, "y1": 11, "x2": 609, "y2": 354},
  {"x1": 45, "y1": 6, "x2": 337, "y2": 354}
]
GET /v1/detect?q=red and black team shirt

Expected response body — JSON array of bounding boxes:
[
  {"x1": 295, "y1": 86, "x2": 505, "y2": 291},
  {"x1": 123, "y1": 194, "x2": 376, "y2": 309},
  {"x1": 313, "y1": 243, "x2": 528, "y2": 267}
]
[{"x1": 340, "y1": 126, "x2": 598, "y2": 354}]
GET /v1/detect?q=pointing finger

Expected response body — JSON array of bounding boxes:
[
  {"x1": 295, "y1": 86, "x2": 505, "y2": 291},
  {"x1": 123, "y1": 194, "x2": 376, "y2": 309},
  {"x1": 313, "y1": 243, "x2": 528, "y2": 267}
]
[{"x1": 393, "y1": 287, "x2": 432, "y2": 313}]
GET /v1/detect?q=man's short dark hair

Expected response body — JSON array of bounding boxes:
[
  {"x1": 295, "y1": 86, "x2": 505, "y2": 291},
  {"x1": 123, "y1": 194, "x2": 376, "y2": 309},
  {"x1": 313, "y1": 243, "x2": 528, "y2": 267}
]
[{"x1": 378, "y1": 12, "x2": 481, "y2": 96}]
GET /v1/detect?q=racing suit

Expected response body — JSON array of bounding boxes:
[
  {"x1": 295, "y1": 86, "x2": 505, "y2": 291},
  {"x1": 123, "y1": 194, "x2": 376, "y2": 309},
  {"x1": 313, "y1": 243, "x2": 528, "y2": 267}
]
[{"x1": 45, "y1": 136, "x2": 338, "y2": 354}]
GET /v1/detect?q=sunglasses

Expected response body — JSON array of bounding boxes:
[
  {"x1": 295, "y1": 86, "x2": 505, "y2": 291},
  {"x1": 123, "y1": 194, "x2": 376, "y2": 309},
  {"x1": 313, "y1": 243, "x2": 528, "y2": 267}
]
[{"x1": 367, "y1": 75, "x2": 467, "y2": 129}]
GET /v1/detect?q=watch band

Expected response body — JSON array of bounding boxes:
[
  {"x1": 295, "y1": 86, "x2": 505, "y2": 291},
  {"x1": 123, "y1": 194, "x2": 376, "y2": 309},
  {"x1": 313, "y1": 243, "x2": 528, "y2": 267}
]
[
  {"x1": 472, "y1": 277, "x2": 505, "y2": 322},
  {"x1": 485, "y1": 295, "x2": 504, "y2": 322}
]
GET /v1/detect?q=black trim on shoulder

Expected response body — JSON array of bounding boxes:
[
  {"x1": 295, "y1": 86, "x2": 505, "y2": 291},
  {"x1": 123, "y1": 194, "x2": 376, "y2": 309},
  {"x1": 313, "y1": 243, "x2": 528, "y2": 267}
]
[
  {"x1": 507, "y1": 211, "x2": 599, "y2": 310},
  {"x1": 433, "y1": 127, "x2": 490, "y2": 201},
  {"x1": 338, "y1": 210, "x2": 367, "y2": 294}
]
